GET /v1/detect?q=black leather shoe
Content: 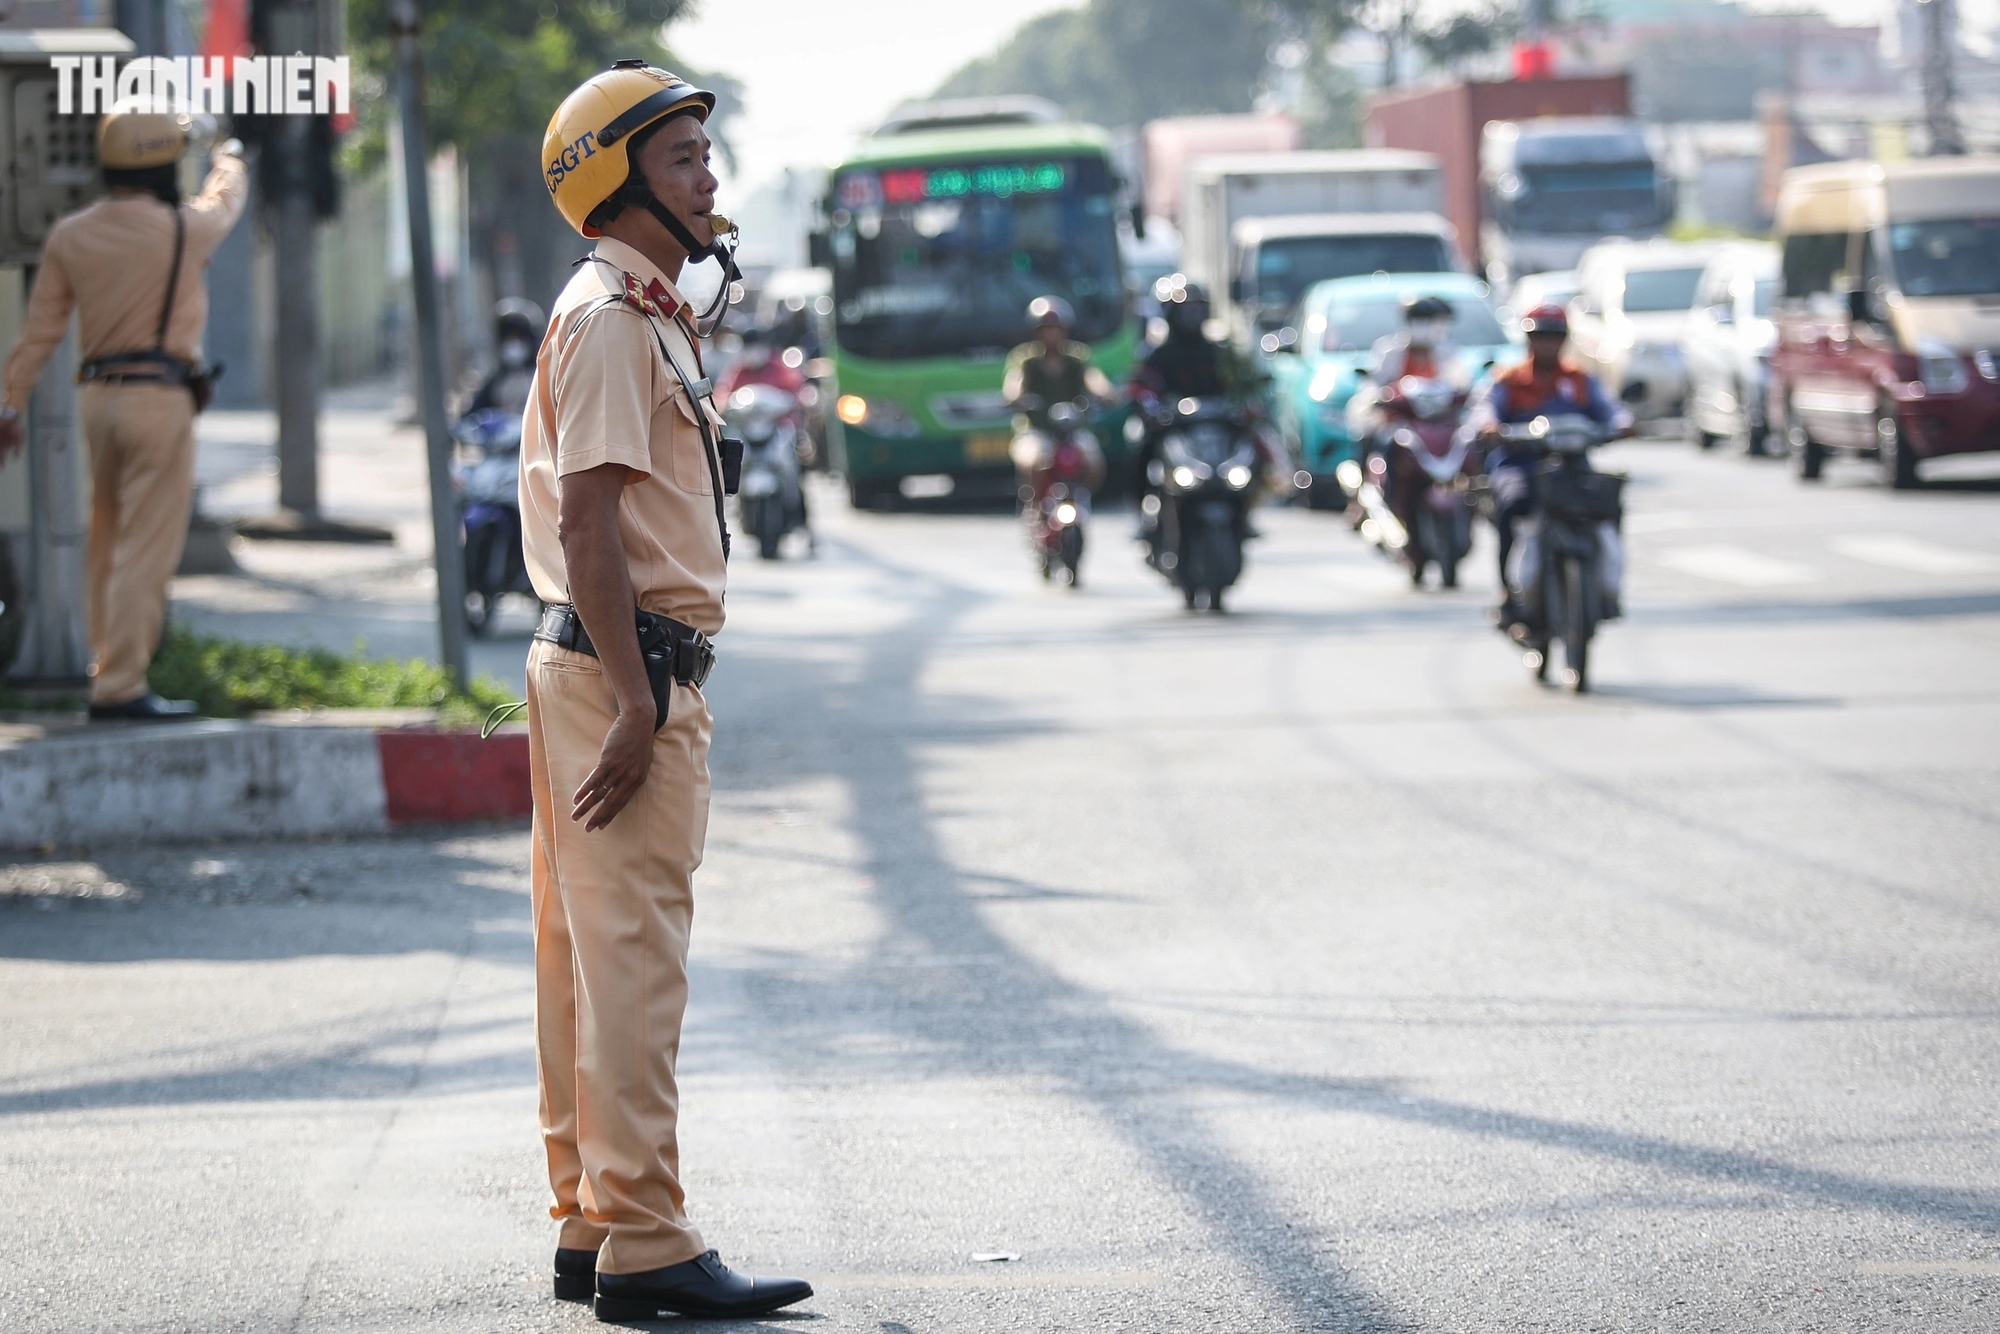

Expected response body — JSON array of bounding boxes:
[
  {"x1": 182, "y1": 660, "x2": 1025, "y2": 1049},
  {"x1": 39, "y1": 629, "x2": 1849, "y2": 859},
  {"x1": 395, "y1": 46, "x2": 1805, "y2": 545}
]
[
  {"x1": 595, "y1": 1250, "x2": 812, "y2": 1322},
  {"x1": 555, "y1": 1247, "x2": 598, "y2": 1303},
  {"x1": 88, "y1": 693, "x2": 198, "y2": 722}
]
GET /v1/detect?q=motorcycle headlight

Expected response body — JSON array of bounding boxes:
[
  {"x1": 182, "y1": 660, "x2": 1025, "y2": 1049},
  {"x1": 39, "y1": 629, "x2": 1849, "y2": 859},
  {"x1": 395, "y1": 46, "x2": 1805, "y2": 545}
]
[
  {"x1": 1053, "y1": 502, "x2": 1078, "y2": 525},
  {"x1": 1917, "y1": 340, "x2": 1970, "y2": 394},
  {"x1": 1172, "y1": 466, "x2": 1197, "y2": 490},
  {"x1": 1225, "y1": 465, "x2": 1252, "y2": 490}
]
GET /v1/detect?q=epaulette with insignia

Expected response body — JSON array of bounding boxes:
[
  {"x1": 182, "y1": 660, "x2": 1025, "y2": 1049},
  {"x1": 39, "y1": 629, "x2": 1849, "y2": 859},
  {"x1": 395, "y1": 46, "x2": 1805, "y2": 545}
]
[
  {"x1": 619, "y1": 272, "x2": 684, "y2": 321},
  {"x1": 622, "y1": 272, "x2": 663, "y2": 317}
]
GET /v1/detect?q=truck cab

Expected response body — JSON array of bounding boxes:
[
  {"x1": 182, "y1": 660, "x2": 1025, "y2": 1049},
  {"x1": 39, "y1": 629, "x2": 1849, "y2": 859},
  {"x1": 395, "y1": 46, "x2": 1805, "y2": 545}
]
[
  {"x1": 1228, "y1": 213, "x2": 1465, "y2": 348},
  {"x1": 1480, "y1": 117, "x2": 1674, "y2": 286}
]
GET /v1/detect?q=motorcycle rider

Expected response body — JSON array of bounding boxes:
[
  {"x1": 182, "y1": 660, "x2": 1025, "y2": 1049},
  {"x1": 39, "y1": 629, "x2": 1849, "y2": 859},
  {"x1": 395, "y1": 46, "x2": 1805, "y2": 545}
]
[
  {"x1": 1003, "y1": 295, "x2": 1111, "y2": 497},
  {"x1": 1129, "y1": 275, "x2": 1270, "y2": 548},
  {"x1": 1465, "y1": 302, "x2": 1631, "y2": 622},
  {"x1": 469, "y1": 298, "x2": 545, "y2": 417},
  {"x1": 1367, "y1": 294, "x2": 1459, "y2": 388},
  {"x1": 717, "y1": 323, "x2": 805, "y2": 401},
  {"x1": 1353, "y1": 294, "x2": 1467, "y2": 536}
]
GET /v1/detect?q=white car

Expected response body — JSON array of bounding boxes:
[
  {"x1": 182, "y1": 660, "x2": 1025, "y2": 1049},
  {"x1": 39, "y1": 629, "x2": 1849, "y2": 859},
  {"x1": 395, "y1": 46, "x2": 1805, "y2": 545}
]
[
  {"x1": 1569, "y1": 240, "x2": 1724, "y2": 422},
  {"x1": 1681, "y1": 242, "x2": 1780, "y2": 453},
  {"x1": 1505, "y1": 269, "x2": 1579, "y2": 326}
]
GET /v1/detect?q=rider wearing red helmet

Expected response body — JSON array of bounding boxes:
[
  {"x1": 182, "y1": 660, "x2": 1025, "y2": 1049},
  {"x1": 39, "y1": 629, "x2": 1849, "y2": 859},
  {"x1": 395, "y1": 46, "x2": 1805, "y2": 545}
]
[{"x1": 1465, "y1": 302, "x2": 1631, "y2": 619}]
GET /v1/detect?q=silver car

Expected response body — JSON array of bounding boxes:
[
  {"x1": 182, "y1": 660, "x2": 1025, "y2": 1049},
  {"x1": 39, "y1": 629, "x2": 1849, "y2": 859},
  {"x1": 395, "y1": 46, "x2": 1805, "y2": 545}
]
[
  {"x1": 1569, "y1": 239, "x2": 1724, "y2": 422},
  {"x1": 1682, "y1": 242, "x2": 1781, "y2": 454}
]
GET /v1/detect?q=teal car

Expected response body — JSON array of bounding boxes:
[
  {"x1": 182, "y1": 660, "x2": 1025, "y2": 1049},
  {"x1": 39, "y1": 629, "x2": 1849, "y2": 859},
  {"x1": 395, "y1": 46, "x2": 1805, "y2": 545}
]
[{"x1": 1263, "y1": 272, "x2": 1522, "y2": 509}]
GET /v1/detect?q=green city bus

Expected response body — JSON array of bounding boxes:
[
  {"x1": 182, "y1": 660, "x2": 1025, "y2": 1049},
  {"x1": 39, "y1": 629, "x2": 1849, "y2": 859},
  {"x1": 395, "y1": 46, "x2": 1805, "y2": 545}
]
[{"x1": 814, "y1": 106, "x2": 1138, "y2": 508}]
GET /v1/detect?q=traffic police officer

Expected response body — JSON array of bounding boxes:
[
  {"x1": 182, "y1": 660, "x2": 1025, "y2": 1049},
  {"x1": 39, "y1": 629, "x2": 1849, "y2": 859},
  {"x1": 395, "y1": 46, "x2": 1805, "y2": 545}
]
[
  {"x1": 0, "y1": 110, "x2": 246, "y2": 719},
  {"x1": 524, "y1": 62, "x2": 812, "y2": 1322}
]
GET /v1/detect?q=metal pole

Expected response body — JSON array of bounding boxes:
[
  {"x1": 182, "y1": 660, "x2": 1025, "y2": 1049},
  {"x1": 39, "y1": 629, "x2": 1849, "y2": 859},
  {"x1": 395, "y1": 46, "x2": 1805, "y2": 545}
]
[
  {"x1": 389, "y1": 0, "x2": 468, "y2": 689},
  {"x1": 274, "y1": 125, "x2": 323, "y2": 518},
  {"x1": 8, "y1": 269, "x2": 91, "y2": 690},
  {"x1": 1921, "y1": 0, "x2": 1965, "y2": 156},
  {"x1": 266, "y1": 0, "x2": 323, "y2": 520}
]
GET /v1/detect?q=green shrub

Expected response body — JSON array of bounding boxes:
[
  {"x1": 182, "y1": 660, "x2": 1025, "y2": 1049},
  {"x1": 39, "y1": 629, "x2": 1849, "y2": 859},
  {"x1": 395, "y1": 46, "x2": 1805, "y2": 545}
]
[{"x1": 148, "y1": 626, "x2": 516, "y2": 722}]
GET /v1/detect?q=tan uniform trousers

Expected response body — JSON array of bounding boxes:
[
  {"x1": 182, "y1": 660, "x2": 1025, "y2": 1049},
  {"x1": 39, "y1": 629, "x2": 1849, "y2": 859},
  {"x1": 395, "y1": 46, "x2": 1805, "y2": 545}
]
[
  {"x1": 527, "y1": 636, "x2": 712, "y2": 1275},
  {"x1": 80, "y1": 381, "x2": 197, "y2": 705}
]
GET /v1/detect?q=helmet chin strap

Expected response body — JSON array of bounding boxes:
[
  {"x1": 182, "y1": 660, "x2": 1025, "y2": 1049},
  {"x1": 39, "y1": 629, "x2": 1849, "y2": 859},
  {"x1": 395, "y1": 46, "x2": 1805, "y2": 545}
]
[{"x1": 641, "y1": 195, "x2": 741, "y2": 337}]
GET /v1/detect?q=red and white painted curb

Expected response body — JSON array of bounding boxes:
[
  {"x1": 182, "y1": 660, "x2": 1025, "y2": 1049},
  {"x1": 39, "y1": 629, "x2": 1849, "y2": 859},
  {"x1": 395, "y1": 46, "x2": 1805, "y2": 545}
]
[{"x1": 0, "y1": 716, "x2": 530, "y2": 849}]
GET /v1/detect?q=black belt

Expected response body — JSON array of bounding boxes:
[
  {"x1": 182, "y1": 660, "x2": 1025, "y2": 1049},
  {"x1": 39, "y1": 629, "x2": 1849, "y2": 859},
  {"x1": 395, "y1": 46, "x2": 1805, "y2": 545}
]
[
  {"x1": 80, "y1": 351, "x2": 193, "y2": 385},
  {"x1": 535, "y1": 604, "x2": 715, "y2": 689}
]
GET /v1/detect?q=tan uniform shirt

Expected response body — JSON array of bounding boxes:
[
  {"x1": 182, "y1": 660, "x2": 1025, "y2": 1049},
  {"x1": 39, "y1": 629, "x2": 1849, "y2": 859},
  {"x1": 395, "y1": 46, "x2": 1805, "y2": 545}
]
[
  {"x1": 520, "y1": 236, "x2": 727, "y2": 636},
  {"x1": 3, "y1": 155, "x2": 249, "y2": 411}
]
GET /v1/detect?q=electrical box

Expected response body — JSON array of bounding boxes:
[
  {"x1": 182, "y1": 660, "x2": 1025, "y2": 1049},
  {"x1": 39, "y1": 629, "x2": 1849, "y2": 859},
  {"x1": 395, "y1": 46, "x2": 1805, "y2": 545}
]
[{"x1": 0, "y1": 29, "x2": 134, "y2": 267}]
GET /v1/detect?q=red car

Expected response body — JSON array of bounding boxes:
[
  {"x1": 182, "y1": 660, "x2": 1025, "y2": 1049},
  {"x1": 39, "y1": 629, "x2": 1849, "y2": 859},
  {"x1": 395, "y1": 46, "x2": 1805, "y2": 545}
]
[{"x1": 1767, "y1": 157, "x2": 2000, "y2": 489}]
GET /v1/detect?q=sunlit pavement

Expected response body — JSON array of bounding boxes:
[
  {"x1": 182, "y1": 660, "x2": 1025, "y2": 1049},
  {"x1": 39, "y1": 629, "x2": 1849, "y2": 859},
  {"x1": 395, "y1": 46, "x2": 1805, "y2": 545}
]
[{"x1": 4, "y1": 428, "x2": 1998, "y2": 1331}]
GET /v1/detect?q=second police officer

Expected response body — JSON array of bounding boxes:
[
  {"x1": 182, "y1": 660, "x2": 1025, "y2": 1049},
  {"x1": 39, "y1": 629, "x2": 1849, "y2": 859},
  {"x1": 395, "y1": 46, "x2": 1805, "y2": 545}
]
[{"x1": 526, "y1": 60, "x2": 813, "y2": 1322}]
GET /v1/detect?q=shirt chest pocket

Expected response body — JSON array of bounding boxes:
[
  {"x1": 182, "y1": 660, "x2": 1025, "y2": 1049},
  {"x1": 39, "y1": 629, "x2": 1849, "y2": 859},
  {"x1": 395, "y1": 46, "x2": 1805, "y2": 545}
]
[{"x1": 663, "y1": 385, "x2": 718, "y2": 496}]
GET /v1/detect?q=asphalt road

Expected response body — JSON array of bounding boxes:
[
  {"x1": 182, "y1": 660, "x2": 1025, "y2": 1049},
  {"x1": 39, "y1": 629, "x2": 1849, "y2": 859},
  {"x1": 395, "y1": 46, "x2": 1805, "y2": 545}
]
[{"x1": 4, "y1": 436, "x2": 1999, "y2": 1332}]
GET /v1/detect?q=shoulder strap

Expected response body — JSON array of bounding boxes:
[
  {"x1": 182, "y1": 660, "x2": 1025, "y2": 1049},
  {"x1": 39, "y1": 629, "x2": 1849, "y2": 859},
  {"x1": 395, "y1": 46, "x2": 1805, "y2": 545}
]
[
  {"x1": 579, "y1": 293, "x2": 732, "y2": 560},
  {"x1": 155, "y1": 205, "x2": 184, "y2": 354}
]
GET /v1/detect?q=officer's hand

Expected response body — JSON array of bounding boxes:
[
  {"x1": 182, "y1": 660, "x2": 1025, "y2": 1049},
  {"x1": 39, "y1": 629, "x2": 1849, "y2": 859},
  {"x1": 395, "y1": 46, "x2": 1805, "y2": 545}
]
[
  {"x1": 572, "y1": 708, "x2": 654, "y2": 831},
  {"x1": 213, "y1": 138, "x2": 245, "y2": 165},
  {"x1": 0, "y1": 412, "x2": 21, "y2": 463}
]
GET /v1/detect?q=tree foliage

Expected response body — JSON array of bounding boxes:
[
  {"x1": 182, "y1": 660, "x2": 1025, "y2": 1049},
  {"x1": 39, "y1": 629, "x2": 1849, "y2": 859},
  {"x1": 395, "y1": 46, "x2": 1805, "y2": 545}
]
[
  {"x1": 933, "y1": 0, "x2": 1275, "y2": 127},
  {"x1": 344, "y1": 0, "x2": 740, "y2": 169}
]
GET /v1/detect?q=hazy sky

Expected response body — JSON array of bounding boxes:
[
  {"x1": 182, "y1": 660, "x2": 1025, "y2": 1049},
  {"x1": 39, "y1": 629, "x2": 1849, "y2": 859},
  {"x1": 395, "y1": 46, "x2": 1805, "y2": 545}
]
[
  {"x1": 671, "y1": 0, "x2": 1078, "y2": 205},
  {"x1": 673, "y1": 0, "x2": 1993, "y2": 205}
]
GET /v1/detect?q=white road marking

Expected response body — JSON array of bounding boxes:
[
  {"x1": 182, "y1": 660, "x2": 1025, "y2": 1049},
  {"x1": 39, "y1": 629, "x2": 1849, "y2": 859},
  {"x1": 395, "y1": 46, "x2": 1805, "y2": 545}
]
[
  {"x1": 1654, "y1": 544, "x2": 1820, "y2": 587},
  {"x1": 1832, "y1": 534, "x2": 2000, "y2": 576},
  {"x1": 826, "y1": 1268, "x2": 1162, "y2": 1290}
]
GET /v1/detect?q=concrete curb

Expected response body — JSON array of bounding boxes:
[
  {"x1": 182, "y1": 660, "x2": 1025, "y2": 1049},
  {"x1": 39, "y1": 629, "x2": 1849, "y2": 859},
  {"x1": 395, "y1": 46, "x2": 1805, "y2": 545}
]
[{"x1": 0, "y1": 713, "x2": 530, "y2": 850}]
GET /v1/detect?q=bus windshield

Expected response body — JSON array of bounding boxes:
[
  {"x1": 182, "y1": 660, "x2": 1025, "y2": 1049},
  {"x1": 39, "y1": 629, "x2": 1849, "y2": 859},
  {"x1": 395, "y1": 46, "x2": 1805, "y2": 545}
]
[{"x1": 828, "y1": 155, "x2": 1124, "y2": 360}]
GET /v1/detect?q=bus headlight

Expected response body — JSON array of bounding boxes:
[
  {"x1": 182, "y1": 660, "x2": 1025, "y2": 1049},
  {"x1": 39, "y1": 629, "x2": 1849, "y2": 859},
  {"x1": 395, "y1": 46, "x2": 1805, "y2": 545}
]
[{"x1": 837, "y1": 393, "x2": 920, "y2": 436}]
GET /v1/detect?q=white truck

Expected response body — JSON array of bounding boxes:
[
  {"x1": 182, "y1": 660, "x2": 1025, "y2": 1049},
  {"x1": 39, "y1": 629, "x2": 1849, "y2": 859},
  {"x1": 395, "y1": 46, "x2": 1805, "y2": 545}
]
[{"x1": 1179, "y1": 150, "x2": 1453, "y2": 343}]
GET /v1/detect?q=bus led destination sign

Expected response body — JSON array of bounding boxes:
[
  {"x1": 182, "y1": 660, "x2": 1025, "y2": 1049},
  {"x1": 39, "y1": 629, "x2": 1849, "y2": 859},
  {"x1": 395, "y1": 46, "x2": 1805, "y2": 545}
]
[{"x1": 878, "y1": 161, "x2": 1066, "y2": 204}]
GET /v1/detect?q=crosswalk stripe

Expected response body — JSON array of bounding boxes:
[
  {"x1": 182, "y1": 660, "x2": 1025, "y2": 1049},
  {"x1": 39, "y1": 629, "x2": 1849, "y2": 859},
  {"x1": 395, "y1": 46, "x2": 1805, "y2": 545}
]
[
  {"x1": 1831, "y1": 534, "x2": 2000, "y2": 575},
  {"x1": 1654, "y1": 544, "x2": 1819, "y2": 587}
]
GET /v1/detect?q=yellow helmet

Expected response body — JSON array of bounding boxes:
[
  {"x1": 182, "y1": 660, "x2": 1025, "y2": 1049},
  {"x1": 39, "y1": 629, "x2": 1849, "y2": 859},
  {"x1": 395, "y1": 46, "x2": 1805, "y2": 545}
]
[
  {"x1": 543, "y1": 59, "x2": 715, "y2": 238},
  {"x1": 98, "y1": 106, "x2": 190, "y2": 170}
]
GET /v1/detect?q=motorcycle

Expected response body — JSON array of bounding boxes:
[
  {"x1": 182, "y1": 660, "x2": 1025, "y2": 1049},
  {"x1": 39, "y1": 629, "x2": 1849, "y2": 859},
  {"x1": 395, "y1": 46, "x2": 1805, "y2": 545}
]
[
  {"x1": 1011, "y1": 397, "x2": 1100, "y2": 588},
  {"x1": 1144, "y1": 396, "x2": 1259, "y2": 612},
  {"x1": 1338, "y1": 375, "x2": 1474, "y2": 589},
  {"x1": 453, "y1": 407, "x2": 533, "y2": 637},
  {"x1": 726, "y1": 383, "x2": 810, "y2": 560},
  {"x1": 1491, "y1": 416, "x2": 1626, "y2": 692}
]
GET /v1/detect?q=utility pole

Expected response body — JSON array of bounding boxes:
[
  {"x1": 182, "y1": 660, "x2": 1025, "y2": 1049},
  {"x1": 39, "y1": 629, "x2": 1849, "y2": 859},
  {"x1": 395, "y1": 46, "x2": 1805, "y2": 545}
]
[
  {"x1": 390, "y1": 0, "x2": 469, "y2": 690},
  {"x1": 1920, "y1": 0, "x2": 1965, "y2": 155},
  {"x1": 8, "y1": 293, "x2": 91, "y2": 691}
]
